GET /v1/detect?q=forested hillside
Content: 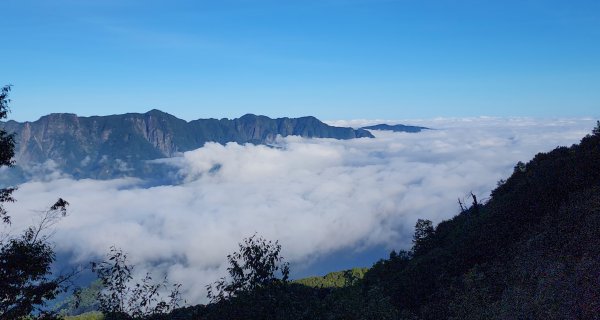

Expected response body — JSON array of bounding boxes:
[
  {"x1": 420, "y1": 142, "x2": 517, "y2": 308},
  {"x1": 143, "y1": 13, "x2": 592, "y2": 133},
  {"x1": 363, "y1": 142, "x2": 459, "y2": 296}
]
[
  {"x1": 360, "y1": 124, "x2": 600, "y2": 319},
  {"x1": 294, "y1": 268, "x2": 368, "y2": 288}
]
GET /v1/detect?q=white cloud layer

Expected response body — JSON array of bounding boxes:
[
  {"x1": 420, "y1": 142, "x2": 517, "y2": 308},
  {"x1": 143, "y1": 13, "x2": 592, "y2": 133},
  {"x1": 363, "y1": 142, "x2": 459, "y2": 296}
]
[{"x1": 3, "y1": 117, "x2": 596, "y2": 303}]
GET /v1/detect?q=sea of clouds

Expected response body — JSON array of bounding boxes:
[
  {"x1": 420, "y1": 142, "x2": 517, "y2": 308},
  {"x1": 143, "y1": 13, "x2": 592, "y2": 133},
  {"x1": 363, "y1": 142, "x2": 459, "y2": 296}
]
[{"x1": 2, "y1": 117, "x2": 596, "y2": 302}]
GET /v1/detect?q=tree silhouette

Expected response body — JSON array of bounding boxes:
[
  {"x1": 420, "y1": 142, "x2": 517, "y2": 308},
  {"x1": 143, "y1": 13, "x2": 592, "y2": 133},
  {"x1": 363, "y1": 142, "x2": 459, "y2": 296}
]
[
  {"x1": 0, "y1": 85, "x2": 75, "y2": 319},
  {"x1": 0, "y1": 85, "x2": 16, "y2": 224},
  {"x1": 412, "y1": 219, "x2": 434, "y2": 256},
  {"x1": 207, "y1": 234, "x2": 290, "y2": 303},
  {"x1": 91, "y1": 246, "x2": 182, "y2": 319},
  {"x1": 0, "y1": 199, "x2": 71, "y2": 319}
]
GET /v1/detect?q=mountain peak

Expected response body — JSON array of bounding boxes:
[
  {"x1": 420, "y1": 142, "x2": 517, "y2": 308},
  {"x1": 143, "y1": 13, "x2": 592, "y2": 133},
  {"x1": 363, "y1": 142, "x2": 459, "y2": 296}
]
[
  {"x1": 1, "y1": 111, "x2": 374, "y2": 179},
  {"x1": 40, "y1": 112, "x2": 78, "y2": 120},
  {"x1": 145, "y1": 109, "x2": 170, "y2": 116},
  {"x1": 361, "y1": 123, "x2": 429, "y2": 133}
]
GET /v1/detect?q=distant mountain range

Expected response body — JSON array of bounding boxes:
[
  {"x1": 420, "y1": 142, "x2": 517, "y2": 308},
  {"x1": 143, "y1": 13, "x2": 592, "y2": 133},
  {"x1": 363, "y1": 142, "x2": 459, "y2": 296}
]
[
  {"x1": 0, "y1": 110, "x2": 375, "y2": 180},
  {"x1": 361, "y1": 123, "x2": 429, "y2": 133}
]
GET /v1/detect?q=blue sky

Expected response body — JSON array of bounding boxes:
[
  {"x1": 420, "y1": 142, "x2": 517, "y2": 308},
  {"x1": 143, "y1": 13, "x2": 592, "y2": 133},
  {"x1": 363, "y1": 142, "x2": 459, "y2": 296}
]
[{"x1": 2, "y1": 0, "x2": 599, "y2": 121}]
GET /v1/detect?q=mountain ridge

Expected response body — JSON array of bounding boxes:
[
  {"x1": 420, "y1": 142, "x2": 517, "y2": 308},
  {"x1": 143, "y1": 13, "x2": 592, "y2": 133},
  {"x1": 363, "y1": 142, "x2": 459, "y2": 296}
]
[
  {"x1": 0, "y1": 110, "x2": 373, "y2": 179},
  {"x1": 361, "y1": 123, "x2": 429, "y2": 133}
]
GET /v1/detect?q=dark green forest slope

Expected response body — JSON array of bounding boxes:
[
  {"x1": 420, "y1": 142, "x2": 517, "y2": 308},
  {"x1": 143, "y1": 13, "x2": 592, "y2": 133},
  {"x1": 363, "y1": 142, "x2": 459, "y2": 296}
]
[
  {"x1": 294, "y1": 268, "x2": 368, "y2": 288},
  {"x1": 360, "y1": 126, "x2": 600, "y2": 319},
  {"x1": 150, "y1": 125, "x2": 600, "y2": 319}
]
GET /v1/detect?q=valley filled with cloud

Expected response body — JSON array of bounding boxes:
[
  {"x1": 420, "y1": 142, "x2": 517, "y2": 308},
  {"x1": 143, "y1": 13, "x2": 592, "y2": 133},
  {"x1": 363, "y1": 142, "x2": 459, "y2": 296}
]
[{"x1": 2, "y1": 117, "x2": 595, "y2": 302}]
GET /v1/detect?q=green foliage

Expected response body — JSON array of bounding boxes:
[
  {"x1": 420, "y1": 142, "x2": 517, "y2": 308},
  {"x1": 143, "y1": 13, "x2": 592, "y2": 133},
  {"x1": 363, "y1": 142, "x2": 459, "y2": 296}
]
[
  {"x1": 593, "y1": 120, "x2": 600, "y2": 136},
  {"x1": 163, "y1": 239, "x2": 399, "y2": 320},
  {"x1": 58, "y1": 280, "x2": 102, "y2": 316},
  {"x1": 0, "y1": 84, "x2": 16, "y2": 224},
  {"x1": 294, "y1": 267, "x2": 368, "y2": 288},
  {"x1": 170, "y1": 277, "x2": 397, "y2": 320},
  {"x1": 194, "y1": 235, "x2": 380, "y2": 319},
  {"x1": 412, "y1": 218, "x2": 434, "y2": 256},
  {"x1": 361, "y1": 132, "x2": 600, "y2": 319},
  {"x1": 207, "y1": 234, "x2": 290, "y2": 303},
  {"x1": 0, "y1": 87, "x2": 76, "y2": 319},
  {"x1": 65, "y1": 311, "x2": 104, "y2": 320},
  {"x1": 514, "y1": 160, "x2": 526, "y2": 173},
  {"x1": 91, "y1": 247, "x2": 182, "y2": 319},
  {"x1": 0, "y1": 199, "x2": 71, "y2": 319}
]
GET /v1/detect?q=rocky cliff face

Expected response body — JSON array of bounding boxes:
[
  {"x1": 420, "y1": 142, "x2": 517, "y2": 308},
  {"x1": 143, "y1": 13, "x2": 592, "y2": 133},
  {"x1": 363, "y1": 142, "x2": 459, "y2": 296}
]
[{"x1": 1, "y1": 110, "x2": 373, "y2": 179}]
